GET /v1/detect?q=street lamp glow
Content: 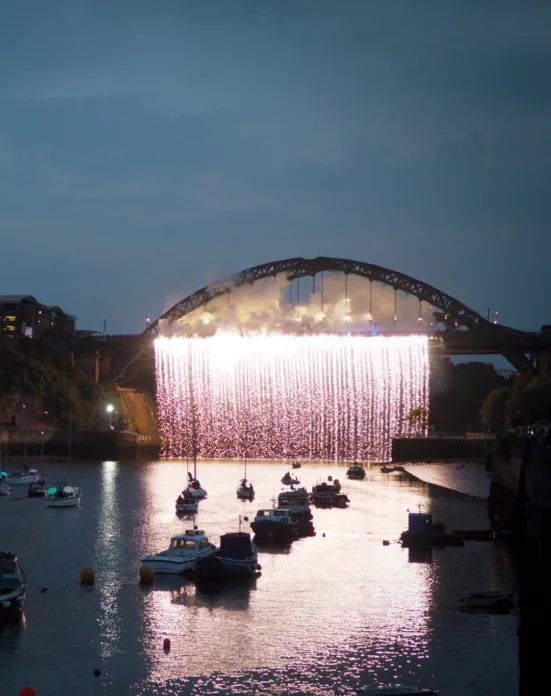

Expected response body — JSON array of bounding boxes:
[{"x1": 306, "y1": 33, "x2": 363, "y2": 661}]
[{"x1": 106, "y1": 404, "x2": 114, "y2": 428}]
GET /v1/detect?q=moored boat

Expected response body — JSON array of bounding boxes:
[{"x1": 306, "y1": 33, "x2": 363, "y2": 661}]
[
  {"x1": 347, "y1": 463, "x2": 366, "y2": 479},
  {"x1": 236, "y1": 478, "x2": 255, "y2": 500},
  {"x1": 45, "y1": 484, "x2": 81, "y2": 507},
  {"x1": 175, "y1": 491, "x2": 199, "y2": 513},
  {"x1": 310, "y1": 480, "x2": 349, "y2": 508},
  {"x1": 4, "y1": 465, "x2": 40, "y2": 485},
  {"x1": 250, "y1": 508, "x2": 297, "y2": 542},
  {"x1": 277, "y1": 487, "x2": 315, "y2": 536},
  {"x1": 0, "y1": 550, "x2": 27, "y2": 618},
  {"x1": 0, "y1": 474, "x2": 11, "y2": 496},
  {"x1": 195, "y1": 530, "x2": 261, "y2": 581},
  {"x1": 141, "y1": 529, "x2": 216, "y2": 575},
  {"x1": 281, "y1": 472, "x2": 300, "y2": 486},
  {"x1": 459, "y1": 589, "x2": 514, "y2": 610},
  {"x1": 291, "y1": 461, "x2": 301, "y2": 469},
  {"x1": 400, "y1": 509, "x2": 463, "y2": 547},
  {"x1": 28, "y1": 482, "x2": 46, "y2": 498}
]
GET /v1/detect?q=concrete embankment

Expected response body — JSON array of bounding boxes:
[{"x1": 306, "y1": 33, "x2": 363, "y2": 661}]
[{"x1": 392, "y1": 436, "x2": 494, "y2": 462}]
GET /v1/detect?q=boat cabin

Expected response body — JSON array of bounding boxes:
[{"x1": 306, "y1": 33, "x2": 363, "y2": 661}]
[
  {"x1": 254, "y1": 509, "x2": 293, "y2": 523},
  {"x1": 169, "y1": 530, "x2": 210, "y2": 552},
  {"x1": 407, "y1": 512, "x2": 433, "y2": 533}
]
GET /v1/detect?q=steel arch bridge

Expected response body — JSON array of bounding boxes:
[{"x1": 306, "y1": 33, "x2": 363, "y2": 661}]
[{"x1": 115, "y1": 256, "x2": 536, "y2": 378}]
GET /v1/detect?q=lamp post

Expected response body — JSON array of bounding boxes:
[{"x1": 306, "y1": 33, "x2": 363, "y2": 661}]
[{"x1": 106, "y1": 404, "x2": 114, "y2": 429}]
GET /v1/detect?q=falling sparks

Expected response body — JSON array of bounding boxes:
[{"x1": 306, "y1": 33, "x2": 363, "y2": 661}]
[{"x1": 155, "y1": 334, "x2": 429, "y2": 462}]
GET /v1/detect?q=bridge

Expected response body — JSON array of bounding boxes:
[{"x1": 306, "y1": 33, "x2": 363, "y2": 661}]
[{"x1": 74, "y1": 256, "x2": 551, "y2": 380}]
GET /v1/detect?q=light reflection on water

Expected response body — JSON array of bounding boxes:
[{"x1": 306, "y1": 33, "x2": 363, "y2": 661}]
[{"x1": 0, "y1": 460, "x2": 518, "y2": 696}]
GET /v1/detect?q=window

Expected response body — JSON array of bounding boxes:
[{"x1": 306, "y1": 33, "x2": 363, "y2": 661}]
[
  {"x1": 4, "y1": 325, "x2": 15, "y2": 332},
  {"x1": 3, "y1": 315, "x2": 16, "y2": 322}
]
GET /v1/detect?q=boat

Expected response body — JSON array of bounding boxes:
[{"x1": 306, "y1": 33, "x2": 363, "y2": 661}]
[
  {"x1": 28, "y1": 481, "x2": 47, "y2": 498},
  {"x1": 347, "y1": 463, "x2": 366, "y2": 479},
  {"x1": 0, "y1": 473, "x2": 11, "y2": 496},
  {"x1": 291, "y1": 461, "x2": 302, "y2": 469},
  {"x1": 358, "y1": 688, "x2": 439, "y2": 695},
  {"x1": 141, "y1": 528, "x2": 216, "y2": 575},
  {"x1": 186, "y1": 471, "x2": 207, "y2": 499},
  {"x1": 236, "y1": 442, "x2": 254, "y2": 500},
  {"x1": 0, "y1": 550, "x2": 27, "y2": 618},
  {"x1": 237, "y1": 478, "x2": 255, "y2": 500},
  {"x1": 175, "y1": 491, "x2": 199, "y2": 514},
  {"x1": 399, "y1": 509, "x2": 463, "y2": 547},
  {"x1": 310, "y1": 480, "x2": 349, "y2": 508},
  {"x1": 45, "y1": 484, "x2": 81, "y2": 507},
  {"x1": 459, "y1": 589, "x2": 514, "y2": 610},
  {"x1": 195, "y1": 520, "x2": 261, "y2": 581},
  {"x1": 281, "y1": 472, "x2": 300, "y2": 486},
  {"x1": 3, "y1": 464, "x2": 40, "y2": 485},
  {"x1": 250, "y1": 508, "x2": 297, "y2": 542},
  {"x1": 277, "y1": 487, "x2": 315, "y2": 536},
  {"x1": 380, "y1": 466, "x2": 395, "y2": 473}
]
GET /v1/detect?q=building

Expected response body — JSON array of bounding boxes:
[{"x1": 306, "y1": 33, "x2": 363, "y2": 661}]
[{"x1": 0, "y1": 295, "x2": 76, "y2": 339}]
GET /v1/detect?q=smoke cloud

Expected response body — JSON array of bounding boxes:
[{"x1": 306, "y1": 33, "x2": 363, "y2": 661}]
[{"x1": 158, "y1": 272, "x2": 435, "y2": 336}]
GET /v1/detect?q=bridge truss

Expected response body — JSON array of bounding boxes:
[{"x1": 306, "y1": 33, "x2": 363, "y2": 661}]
[{"x1": 115, "y1": 257, "x2": 537, "y2": 378}]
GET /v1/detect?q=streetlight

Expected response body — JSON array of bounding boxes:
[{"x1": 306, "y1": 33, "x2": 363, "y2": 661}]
[{"x1": 106, "y1": 404, "x2": 114, "y2": 428}]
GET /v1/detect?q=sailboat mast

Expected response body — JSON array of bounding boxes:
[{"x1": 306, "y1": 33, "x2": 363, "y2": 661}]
[{"x1": 188, "y1": 345, "x2": 197, "y2": 480}]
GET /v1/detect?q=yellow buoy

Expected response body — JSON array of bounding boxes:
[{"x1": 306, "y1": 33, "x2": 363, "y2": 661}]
[
  {"x1": 139, "y1": 565, "x2": 155, "y2": 585},
  {"x1": 80, "y1": 568, "x2": 96, "y2": 584}
]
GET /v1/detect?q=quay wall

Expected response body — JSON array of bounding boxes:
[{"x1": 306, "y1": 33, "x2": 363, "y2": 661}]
[{"x1": 391, "y1": 436, "x2": 494, "y2": 462}]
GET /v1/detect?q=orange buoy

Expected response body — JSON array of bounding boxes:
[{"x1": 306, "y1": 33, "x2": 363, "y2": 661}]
[
  {"x1": 20, "y1": 688, "x2": 36, "y2": 696},
  {"x1": 80, "y1": 568, "x2": 96, "y2": 584},
  {"x1": 163, "y1": 638, "x2": 171, "y2": 650},
  {"x1": 93, "y1": 667, "x2": 101, "y2": 677}
]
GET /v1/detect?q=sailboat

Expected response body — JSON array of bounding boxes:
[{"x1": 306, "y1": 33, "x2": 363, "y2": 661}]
[{"x1": 236, "y1": 433, "x2": 254, "y2": 500}]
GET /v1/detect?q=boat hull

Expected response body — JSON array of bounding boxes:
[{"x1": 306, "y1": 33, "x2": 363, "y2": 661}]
[
  {"x1": 46, "y1": 497, "x2": 81, "y2": 507},
  {"x1": 195, "y1": 554, "x2": 260, "y2": 580},
  {"x1": 176, "y1": 503, "x2": 198, "y2": 513},
  {"x1": 0, "y1": 587, "x2": 26, "y2": 618},
  {"x1": 400, "y1": 531, "x2": 463, "y2": 547},
  {"x1": 311, "y1": 494, "x2": 349, "y2": 508},
  {"x1": 5, "y1": 474, "x2": 39, "y2": 485},
  {"x1": 0, "y1": 485, "x2": 11, "y2": 496},
  {"x1": 187, "y1": 487, "x2": 207, "y2": 499},
  {"x1": 251, "y1": 521, "x2": 296, "y2": 541},
  {"x1": 28, "y1": 487, "x2": 46, "y2": 498},
  {"x1": 142, "y1": 549, "x2": 215, "y2": 575},
  {"x1": 237, "y1": 490, "x2": 254, "y2": 500}
]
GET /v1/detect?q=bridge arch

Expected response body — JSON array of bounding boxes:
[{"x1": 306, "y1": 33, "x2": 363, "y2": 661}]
[{"x1": 144, "y1": 256, "x2": 502, "y2": 336}]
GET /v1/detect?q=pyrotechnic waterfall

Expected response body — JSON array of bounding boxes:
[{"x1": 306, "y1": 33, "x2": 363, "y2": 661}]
[{"x1": 155, "y1": 334, "x2": 429, "y2": 462}]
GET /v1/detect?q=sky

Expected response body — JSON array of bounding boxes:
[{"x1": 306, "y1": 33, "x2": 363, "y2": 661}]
[{"x1": 1, "y1": 1, "x2": 550, "y2": 335}]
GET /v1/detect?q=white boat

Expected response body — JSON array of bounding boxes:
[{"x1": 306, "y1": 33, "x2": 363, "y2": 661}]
[
  {"x1": 0, "y1": 550, "x2": 27, "y2": 618},
  {"x1": 141, "y1": 529, "x2": 216, "y2": 575},
  {"x1": 459, "y1": 589, "x2": 514, "y2": 609},
  {"x1": 4, "y1": 465, "x2": 40, "y2": 485},
  {"x1": 236, "y1": 441, "x2": 254, "y2": 500},
  {"x1": 358, "y1": 688, "x2": 439, "y2": 695},
  {"x1": 45, "y1": 484, "x2": 81, "y2": 507},
  {"x1": 0, "y1": 473, "x2": 11, "y2": 496},
  {"x1": 175, "y1": 491, "x2": 199, "y2": 513}
]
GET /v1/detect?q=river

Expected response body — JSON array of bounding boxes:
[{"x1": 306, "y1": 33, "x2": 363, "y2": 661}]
[{"x1": 0, "y1": 460, "x2": 517, "y2": 696}]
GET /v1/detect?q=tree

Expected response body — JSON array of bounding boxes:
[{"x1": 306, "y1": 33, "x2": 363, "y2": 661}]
[
  {"x1": 480, "y1": 387, "x2": 512, "y2": 431},
  {"x1": 406, "y1": 406, "x2": 429, "y2": 434}
]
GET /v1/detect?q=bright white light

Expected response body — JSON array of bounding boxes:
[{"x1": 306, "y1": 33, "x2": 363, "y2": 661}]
[{"x1": 106, "y1": 404, "x2": 114, "y2": 413}]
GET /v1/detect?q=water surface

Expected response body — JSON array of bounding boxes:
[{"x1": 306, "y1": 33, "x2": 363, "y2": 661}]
[{"x1": 0, "y1": 460, "x2": 517, "y2": 696}]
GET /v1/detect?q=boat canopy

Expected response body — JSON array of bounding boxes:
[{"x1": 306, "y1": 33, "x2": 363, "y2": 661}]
[{"x1": 220, "y1": 532, "x2": 253, "y2": 559}]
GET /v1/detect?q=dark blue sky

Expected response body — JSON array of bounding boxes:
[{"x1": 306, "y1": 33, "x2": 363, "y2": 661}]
[{"x1": 1, "y1": 1, "x2": 550, "y2": 334}]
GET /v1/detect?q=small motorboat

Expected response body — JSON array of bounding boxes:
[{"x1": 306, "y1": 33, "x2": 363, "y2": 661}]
[
  {"x1": 347, "y1": 463, "x2": 366, "y2": 479},
  {"x1": 195, "y1": 526, "x2": 261, "y2": 581},
  {"x1": 380, "y1": 466, "x2": 395, "y2": 474},
  {"x1": 358, "y1": 687, "x2": 439, "y2": 695},
  {"x1": 281, "y1": 472, "x2": 300, "y2": 486},
  {"x1": 310, "y1": 480, "x2": 349, "y2": 508},
  {"x1": 141, "y1": 528, "x2": 216, "y2": 575},
  {"x1": 175, "y1": 491, "x2": 199, "y2": 514},
  {"x1": 28, "y1": 475, "x2": 47, "y2": 498},
  {"x1": 291, "y1": 461, "x2": 302, "y2": 469},
  {"x1": 400, "y1": 509, "x2": 463, "y2": 547},
  {"x1": 4, "y1": 465, "x2": 40, "y2": 485},
  {"x1": 250, "y1": 508, "x2": 297, "y2": 542},
  {"x1": 0, "y1": 550, "x2": 27, "y2": 618},
  {"x1": 236, "y1": 478, "x2": 255, "y2": 500},
  {"x1": 45, "y1": 484, "x2": 81, "y2": 507},
  {"x1": 459, "y1": 589, "x2": 514, "y2": 610}
]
